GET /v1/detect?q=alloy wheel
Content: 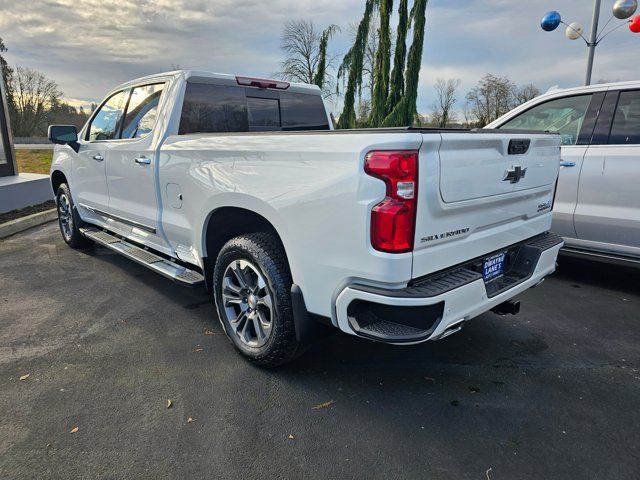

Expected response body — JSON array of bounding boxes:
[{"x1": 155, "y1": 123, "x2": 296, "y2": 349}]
[
  {"x1": 221, "y1": 259, "x2": 274, "y2": 347},
  {"x1": 58, "y1": 193, "x2": 73, "y2": 241}
]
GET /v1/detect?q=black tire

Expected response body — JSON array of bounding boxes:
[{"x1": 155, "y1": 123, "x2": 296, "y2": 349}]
[
  {"x1": 56, "y1": 183, "x2": 91, "y2": 249},
  {"x1": 213, "y1": 232, "x2": 301, "y2": 367}
]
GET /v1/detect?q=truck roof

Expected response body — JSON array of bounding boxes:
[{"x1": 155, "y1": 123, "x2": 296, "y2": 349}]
[{"x1": 111, "y1": 70, "x2": 322, "y2": 96}]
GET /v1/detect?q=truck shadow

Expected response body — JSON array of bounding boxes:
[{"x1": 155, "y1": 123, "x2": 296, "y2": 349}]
[
  {"x1": 284, "y1": 314, "x2": 548, "y2": 374},
  {"x1": 555, "y1": 254, "x2": 640, "y2": 293},
  {"x1": 87, "y1": 244, "x2": 538, "y2": 371},
  {"x1": 82, "y1": 241, "x2": 633, "y2": 382}
]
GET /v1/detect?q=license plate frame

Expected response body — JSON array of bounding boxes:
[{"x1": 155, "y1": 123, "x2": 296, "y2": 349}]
[{"x1": 482, "y1": 251, "x2": 506, "y2": 282}]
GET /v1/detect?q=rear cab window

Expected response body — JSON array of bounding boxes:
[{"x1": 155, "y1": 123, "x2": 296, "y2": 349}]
[
  {"x1": 178, "y1": 82, "x2": 329, "y2": 135},
  {"x1": 247, "y1": 96, "x2": 280, "y2": 130}
]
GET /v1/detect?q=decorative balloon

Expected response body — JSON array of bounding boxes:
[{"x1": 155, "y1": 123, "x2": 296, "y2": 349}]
[
  {"x1": 613, "y1": 0, "x2": 638, "y2": 20},
  {"x1": 630, "y1": 15, "x2": 640, "y2": 32},
  {"x1": 565, "y1": 22, "x2": 584, "y2": 40},
  {"x1": 541, "y1": 11, "x2": 562, "y2": 31}
]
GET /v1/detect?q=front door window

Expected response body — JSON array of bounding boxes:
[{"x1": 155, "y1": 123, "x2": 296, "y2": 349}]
[
  {"x1": 121, "y1": 84, "x2": 164, "y2": 139},
  {"x1": 499, "y1": 94, "x2": 593, "y2": 145},
  {"x1": 87, "y1": 90, "x2": 127, "y2": 141}
]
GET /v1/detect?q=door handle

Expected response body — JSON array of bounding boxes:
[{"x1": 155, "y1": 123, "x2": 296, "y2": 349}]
[
  {"x1": 134, "y1": 156, "x2": 151, "y2": 165},
  {"x1": 92, "y1": 154, "x2": 104, "y2": 162},
  {"x1": 559, "y1": 160, "x2": 576, "y2": 167}
]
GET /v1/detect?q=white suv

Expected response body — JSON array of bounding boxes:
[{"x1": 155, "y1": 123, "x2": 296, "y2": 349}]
[{"x1": 488, "y1": 81, "x2": 640, "y2": 266}]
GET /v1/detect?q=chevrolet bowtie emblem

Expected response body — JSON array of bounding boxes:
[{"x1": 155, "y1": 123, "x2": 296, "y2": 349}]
[{"x1": 503, "y1": 165, "x2": 527, "y2": 184}]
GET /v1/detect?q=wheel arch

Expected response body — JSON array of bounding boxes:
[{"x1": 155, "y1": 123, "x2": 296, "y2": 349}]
[
  {"x1": 200, "y1": 205, "x2": 301, "y2": 293},
  {"x1": 51, "y1": 170, "x2": 67, "y2": 195}
]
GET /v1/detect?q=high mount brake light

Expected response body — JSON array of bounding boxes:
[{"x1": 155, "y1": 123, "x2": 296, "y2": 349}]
[
  {"x1": 364, "y1": 150, "x2": 419, "y2": 253},
  {"x1": 235, "y1": 76, "x2": 290, "y2": 90}
]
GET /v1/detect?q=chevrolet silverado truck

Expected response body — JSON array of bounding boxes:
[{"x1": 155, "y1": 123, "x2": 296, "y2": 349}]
[{"x1": 48, "y1": 70, "x2": 563, "y2": 367}]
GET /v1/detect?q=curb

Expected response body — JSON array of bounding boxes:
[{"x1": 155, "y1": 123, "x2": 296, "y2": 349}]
[{"x1": 0, "y1": 209, "x2": 57, "y2": 239}]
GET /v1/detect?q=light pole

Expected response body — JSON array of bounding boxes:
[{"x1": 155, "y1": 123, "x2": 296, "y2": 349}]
[
  {"x1": 541, "y1": 0, "x2": 640, "y2": 86},
  {"x1": 585, "y1": 0, "x2": 602, "y2": 85}
]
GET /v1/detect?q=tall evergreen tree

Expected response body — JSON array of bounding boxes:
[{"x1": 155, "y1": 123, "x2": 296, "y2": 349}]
[
  {"x1": 382, "y1": 0, "x2": 428, "y2": 126},
  {"x1": 336, "y1": 0, "x2": 375, "y2": 129},
  {"x1": 313, "y1": 25, "x2": 340, "y2": 91},
  {"x1": 386, "y1": 0, "x2": 409, "y2": 112},
  {"x1": 0, "y1": 37, "x2": 14, "y2": 116},
  {"x1": 369, "y1": 0, "x2": 393, "y2": 126}
]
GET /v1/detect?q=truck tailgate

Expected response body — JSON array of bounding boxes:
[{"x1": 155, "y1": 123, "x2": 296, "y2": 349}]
[
  {"x1": 412, "y1": 131, "x2": 561, "y2": 279},
  {"x1": 439, "y1": 134, "x2": 560, "y2": 203}
]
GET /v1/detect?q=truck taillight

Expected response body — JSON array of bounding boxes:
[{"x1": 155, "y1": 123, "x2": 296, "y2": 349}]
[{"x1": 364, "y1": 150, "x2": 418, "y2": 253}]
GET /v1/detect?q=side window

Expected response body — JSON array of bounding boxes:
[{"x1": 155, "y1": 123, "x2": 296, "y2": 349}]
[
  {"x1": 609, "y1": 90, "x2": 640, "y2": 145},
  {"x1": 247, "y1": 96, "x2": 280, "y2": 129},
  {"x1": 178, "y1": 83, "x2": 248, "y2": 134},
  {"x1": 121, "y1": 83, "x2": 164, "y2": 139},
  {"x1": 281, "y1": 92, "x2": 329, "y2": 130},
  {"x1": 87, "y1": 90, "x2": 127, "y2": 141},
  {"x1": 499, "y1": 94, "x2": 593, "y2": 145}
]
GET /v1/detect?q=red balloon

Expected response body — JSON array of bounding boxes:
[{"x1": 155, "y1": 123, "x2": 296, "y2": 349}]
[{"x1": 630, "y1": 15, "x2": 640, "y2": 33}]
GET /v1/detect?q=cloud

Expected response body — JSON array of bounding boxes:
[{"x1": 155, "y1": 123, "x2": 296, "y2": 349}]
[{"x1": 1, "y1": 0, "x2": 638, "y2": 116}]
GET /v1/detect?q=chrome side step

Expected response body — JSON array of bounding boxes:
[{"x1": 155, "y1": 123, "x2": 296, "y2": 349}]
[{"x1": 80, "y1": 227, "x2": 205, "y2": 287}]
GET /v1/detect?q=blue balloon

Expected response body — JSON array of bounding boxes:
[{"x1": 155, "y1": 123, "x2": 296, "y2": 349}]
[{"x1": 541, "y1": 11, "x2": 562, "y2": 31}]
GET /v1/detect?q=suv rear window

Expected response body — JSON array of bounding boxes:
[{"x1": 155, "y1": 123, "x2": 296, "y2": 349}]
[{"x1": 179, "y1": 83, "x2": 329, "y2": 134}]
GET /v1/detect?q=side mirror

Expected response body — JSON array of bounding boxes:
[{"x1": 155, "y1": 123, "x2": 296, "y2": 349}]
[{"x1": 48, "y1": 125, "x2": 79, "y2": 152}]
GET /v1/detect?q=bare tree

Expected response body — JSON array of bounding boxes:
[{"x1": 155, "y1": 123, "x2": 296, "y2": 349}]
[
  {"x1": 356, "y1": 97, "x2": 371, "y2": 126},
  {"x1": 9, "y1": 66, "x2": 62, "y2": 137},
  {"x1": 465, "y1": 74, "x2": 516, "y2": 126},
  {"x1": 362, "y1": 15, "x2": 379, "y2": 98},
  {"x1": 461, "y1": 101, "x2": 473, "y2": 127},
  {"x1": 430, "y1": 78, "x2": 460, "y2": 127},
  {"x1": 513, "y1": 83, "x2": 541, "y2": 106},
  {"x1": 277, "y1": 19, "x2": 338, "y2": 97}
]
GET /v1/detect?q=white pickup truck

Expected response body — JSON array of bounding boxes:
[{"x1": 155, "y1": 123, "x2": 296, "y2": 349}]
[{"x1": 48, "y1": 70, "x2": 563, "y2": 366}]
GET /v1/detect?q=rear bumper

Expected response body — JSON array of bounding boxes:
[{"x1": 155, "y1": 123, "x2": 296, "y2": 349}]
[{"x1": 334, "y1": 232, "x2": 563, "y2": 344}]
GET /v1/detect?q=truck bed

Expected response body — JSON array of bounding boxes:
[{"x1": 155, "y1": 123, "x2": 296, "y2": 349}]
[{"x1": 159, "y1": 129, "x2": 560, "y2": 317}]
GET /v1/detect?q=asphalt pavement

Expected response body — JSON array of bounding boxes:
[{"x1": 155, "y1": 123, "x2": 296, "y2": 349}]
[{"x1": 1, "y1": 223, "x2": 639, "y2": 479}]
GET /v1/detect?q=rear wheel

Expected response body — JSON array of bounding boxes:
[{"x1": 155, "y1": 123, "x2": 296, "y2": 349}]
[
  {"x1": 56, "y1": 183, "x2": 91, "y2": 249},
  {"x1": 213, "y1": 232, "x2": 301, "y2": 367}
]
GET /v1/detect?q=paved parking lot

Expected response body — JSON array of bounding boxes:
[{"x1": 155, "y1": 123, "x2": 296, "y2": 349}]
[{"x1": 1, "y1": 223, "x2": 639, "y2": 479}]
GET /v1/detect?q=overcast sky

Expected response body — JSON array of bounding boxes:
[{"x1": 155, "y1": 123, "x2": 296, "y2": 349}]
[{"x1": 1, "y1": 0, "x2": 638, "y2": 114}]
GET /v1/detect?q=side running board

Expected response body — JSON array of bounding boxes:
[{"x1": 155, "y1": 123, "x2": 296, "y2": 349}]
[{"x1": 80, "y1": 227, "x2": 205, "y2": 287}]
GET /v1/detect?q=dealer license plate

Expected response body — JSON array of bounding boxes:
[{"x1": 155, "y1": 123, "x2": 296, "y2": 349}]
[{"x1": 483, "y1": 252, "x2": 506, "y2": 282}]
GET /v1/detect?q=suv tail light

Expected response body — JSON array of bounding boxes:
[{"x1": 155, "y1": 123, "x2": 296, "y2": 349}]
[{"x1": 364, "y1": 150, "x2": 419, "y2": 253}]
